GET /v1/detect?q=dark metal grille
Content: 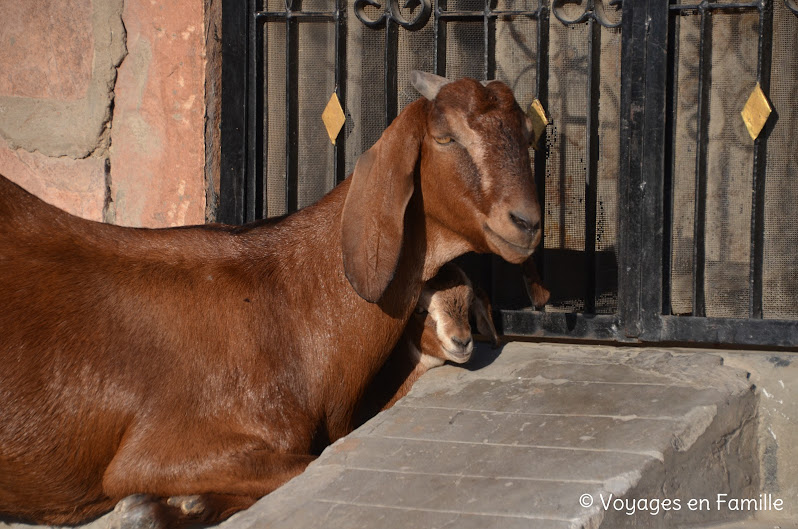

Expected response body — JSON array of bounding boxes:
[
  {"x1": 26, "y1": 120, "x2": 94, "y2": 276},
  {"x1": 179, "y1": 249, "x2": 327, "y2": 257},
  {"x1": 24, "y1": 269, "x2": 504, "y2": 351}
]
[{"x1": 220, "y1": 0, "x2": 798, "y2": 349}]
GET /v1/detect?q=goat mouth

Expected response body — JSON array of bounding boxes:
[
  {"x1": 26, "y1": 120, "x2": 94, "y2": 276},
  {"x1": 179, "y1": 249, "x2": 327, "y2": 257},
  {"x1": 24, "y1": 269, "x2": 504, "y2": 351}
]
[
  {"x1": 483, "y1": 224, "x2": 535, "y2": 263},
  {"x1": 445, "y1": 348, "x2": 472, "y2": 363}
]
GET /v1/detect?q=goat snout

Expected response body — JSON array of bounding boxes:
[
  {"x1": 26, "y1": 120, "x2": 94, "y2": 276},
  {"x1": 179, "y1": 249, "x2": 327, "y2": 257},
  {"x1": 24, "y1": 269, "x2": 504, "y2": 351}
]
[
  {"x1": 509, "y1": 211, "x2": 540, "y2": 235},
  {"x1": 451, "y1": 334, "x2": 472, "y2": 350},
  {"x1": 484, "y1": 204, "x2": 542, "y2": 264},
  {"x1": 445, "y1": 331, "x2": 473, "y2": 363}
]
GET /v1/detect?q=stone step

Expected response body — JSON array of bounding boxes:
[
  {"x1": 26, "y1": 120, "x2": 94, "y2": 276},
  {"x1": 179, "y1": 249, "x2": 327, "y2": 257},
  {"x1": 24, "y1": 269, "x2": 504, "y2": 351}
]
[{"x1": 222, "y1": 342, "x2": 762, "y2": 529}]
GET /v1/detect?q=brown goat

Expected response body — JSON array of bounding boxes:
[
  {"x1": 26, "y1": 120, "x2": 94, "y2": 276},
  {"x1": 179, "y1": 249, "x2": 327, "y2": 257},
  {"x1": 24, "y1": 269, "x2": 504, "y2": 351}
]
[
  {"x1": 355, "y1": 263, "x2": 498, "y2": 424},
  {"x1": 0, "y1": 72, "x2": 541, "y2": 528}
]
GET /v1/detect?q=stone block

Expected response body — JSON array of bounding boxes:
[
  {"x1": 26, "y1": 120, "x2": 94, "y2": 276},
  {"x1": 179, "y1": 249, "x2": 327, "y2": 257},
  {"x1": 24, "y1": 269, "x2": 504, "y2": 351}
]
[
  {"x1": 224, "y1": 342, "x2": 759, "y2": 528},
  {"x1": 322, "y1": 436, "x2": 656, "y2": 483}
]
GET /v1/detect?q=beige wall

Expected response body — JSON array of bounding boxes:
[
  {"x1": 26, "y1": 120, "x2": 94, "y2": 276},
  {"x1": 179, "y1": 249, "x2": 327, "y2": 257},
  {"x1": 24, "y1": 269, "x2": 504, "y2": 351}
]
[{"x1": 0, "y1": 0, "x2": 216, "y2": 228}]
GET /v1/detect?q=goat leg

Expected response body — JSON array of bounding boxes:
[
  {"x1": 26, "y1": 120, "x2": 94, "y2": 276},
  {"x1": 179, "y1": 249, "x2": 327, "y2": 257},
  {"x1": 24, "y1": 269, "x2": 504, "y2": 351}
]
[
  {"x1": 103, "y1": 449, "x2": 315, "y2": 528},
  {"x1": 112, "y1": 494, "x2": 165, "y2": 529},
  {"x1": 111, "y1": 493, "x2": 257, "y2": 529}
]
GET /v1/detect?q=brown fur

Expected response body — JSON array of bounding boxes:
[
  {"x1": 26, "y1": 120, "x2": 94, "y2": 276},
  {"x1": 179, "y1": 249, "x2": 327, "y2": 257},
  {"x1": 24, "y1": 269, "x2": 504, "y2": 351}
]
[{"x1": 0, "y1": 76, "x2": 540, "y2": 527}]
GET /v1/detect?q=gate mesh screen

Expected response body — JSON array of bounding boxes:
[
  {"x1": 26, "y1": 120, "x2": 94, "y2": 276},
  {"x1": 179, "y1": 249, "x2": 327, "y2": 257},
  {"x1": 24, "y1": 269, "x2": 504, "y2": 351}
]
[
  {"x1": 764, "y1": 0, "x2": 798, "y2": 320},
  {"x1": 264, "y1": 20, "x2": 286, "y2": 217},
  {"x1": 545, "y1": 17, "x2": 621, "y2": 314},
  {"x1": 297, "y1": 22, "x2": 336, "y2": 209},
  {"x1": 670, "y1": 5, "x2": 798, "y2": 320}
]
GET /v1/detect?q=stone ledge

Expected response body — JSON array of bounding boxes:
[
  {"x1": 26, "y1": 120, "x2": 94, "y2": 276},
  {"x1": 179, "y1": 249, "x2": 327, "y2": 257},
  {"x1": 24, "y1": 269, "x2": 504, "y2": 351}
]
[{"x1": 221, "y1": 342, "x2": 759, "y2": 529}]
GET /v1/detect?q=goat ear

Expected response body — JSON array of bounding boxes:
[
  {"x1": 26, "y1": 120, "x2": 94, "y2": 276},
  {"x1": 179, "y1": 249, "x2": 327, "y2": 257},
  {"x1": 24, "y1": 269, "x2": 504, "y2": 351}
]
[
  {"x1": 472, "y1": 287, "x2": 499, "y2": 348},
  {"x1": 341, "y1": 101, "x2": 426, "y2": 303},
  {"x1": 410, "y1": 70, "x2": 452, "y2": 101}
]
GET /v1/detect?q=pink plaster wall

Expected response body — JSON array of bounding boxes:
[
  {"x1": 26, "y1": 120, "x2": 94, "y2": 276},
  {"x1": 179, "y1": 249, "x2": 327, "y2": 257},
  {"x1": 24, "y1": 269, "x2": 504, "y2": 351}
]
[
  {"x1": 0, "y1": 0, "x2": 93, "y2": 101},
  {"x1": 0, "y1": 0, "x2": 209, "y2": 228},
  {"x1": 110, "y1": 0, "x2": 206, "y2": 227}
]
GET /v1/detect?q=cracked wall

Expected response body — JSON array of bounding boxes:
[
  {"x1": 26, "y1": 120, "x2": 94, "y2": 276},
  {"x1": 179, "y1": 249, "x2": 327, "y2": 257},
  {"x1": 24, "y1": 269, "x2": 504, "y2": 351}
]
[{"x1": 0, "y1": 0, "x2": 209, "y2": 227}]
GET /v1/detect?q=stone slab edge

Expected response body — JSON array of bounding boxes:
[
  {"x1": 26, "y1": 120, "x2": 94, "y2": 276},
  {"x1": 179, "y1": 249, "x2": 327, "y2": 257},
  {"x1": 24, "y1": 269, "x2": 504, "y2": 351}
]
[{"x1": 220, "y1": 343, "x2": 756, "y2": 529}]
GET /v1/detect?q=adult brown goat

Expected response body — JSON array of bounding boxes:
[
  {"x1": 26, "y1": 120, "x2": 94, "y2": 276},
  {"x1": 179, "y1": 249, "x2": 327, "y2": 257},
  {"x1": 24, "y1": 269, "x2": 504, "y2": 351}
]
[{"x1": 0, "y1": 72, "x2": 541, "y2": 528}]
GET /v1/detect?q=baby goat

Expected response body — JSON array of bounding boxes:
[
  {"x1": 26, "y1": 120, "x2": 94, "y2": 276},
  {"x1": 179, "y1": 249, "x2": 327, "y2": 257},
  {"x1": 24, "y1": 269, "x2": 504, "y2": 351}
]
[
  {"x1": 0, "y1": 72, "x2": 541, "y2": 528},
  {"x1": 356, "y1": 263, "x2": 498, "y2": 423}
]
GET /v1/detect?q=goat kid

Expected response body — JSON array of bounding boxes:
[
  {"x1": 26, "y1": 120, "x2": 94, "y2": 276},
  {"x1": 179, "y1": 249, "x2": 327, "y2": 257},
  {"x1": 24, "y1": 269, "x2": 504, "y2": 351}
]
[
  {"x1": 0, "y1": 72, "x2": 541, "y2": 528},
  {"x1": 356, "y1": 263, "x2": 498, "y2": 423}
]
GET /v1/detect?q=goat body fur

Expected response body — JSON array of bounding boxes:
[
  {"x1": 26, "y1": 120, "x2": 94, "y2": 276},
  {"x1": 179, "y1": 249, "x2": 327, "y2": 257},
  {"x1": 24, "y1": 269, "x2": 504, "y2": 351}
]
[{"x1": 0, "y1": 74, "x2": 541, "y2": 527}]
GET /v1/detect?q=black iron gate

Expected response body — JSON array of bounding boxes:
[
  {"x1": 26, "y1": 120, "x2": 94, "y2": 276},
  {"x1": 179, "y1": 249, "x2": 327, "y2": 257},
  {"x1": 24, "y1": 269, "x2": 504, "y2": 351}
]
[{"x1": 220, "y1": 0, "x2": 798, "y2": 349}]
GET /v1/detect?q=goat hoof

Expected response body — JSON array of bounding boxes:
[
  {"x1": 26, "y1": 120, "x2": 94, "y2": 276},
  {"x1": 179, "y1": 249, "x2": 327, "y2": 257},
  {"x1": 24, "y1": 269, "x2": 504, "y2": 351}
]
[
  {"x1": 113, "y1": 494, "x2": 162, "y2": 529},
  {"x1": 166, "y1": 495, "x2": 205, "y2": 516}
]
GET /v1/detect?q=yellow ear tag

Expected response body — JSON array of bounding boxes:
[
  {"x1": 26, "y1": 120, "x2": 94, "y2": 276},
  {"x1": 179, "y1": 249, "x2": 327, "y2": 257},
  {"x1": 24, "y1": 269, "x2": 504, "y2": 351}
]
[
  {"x1": 527, "y1": 99, "x2": 549, "y2": 151},
  {"x1": 322, "y1": 92, "x2": 346, "y2": 145}
]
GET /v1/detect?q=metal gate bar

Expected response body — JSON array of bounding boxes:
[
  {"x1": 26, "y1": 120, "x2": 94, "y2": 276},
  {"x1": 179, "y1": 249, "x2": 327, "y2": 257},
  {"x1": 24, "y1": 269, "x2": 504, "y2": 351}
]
[
  {"x1": 620, "y1": 0, "x2": 669, "y2": 341},
  {"x1": 749, "y1": 0, "x2": 773, "y2": 320},
  {"x1": 690, "y1": 3, "x2": 712, "y2": 318},
  {"x1": 583, "y1": 14, "x2": 601, "y2": 314}
]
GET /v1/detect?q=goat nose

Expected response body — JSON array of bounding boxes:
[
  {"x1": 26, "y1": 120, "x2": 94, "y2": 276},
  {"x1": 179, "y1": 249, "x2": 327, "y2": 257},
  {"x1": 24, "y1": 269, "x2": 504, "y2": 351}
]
[
  {"x1": 451, "y1": 335, "x2": 473, "y2": 349},
  {"x1": 509, "y1": 211, "x2": 540, "y2": 234}
]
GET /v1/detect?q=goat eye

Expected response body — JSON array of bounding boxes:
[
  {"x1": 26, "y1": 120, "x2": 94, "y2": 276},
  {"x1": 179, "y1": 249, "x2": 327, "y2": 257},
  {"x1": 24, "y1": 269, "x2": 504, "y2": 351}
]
[{"x1": 434, "y1": 136, "x2": 453, "y2": 145}]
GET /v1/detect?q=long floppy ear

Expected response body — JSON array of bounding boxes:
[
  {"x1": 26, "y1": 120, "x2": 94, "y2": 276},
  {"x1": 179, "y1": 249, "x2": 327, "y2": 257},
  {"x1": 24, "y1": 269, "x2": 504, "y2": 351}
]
[
  {"x1": 341, "y1": 100, "x2": 427, "y2": 303},
  {"x1": 472, "y1": 287, "x2": 500, "y2": 348}
]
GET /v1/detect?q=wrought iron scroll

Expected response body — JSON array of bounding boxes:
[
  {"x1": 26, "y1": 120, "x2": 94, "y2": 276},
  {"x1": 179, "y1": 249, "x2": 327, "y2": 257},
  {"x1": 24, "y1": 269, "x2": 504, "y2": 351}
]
[
  {"x1": 354, "y1": 0, "x2": 433, "y2": 126},
  {"x1": 552, "y1": 0, "x2": 622, "y2": 29},
  {"x1": 354, "y1": 0, "x2": 433, "y2": 30}
]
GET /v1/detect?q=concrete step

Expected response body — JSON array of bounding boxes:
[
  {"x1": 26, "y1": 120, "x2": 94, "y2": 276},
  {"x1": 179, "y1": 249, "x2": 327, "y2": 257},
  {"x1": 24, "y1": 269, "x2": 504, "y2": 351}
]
[{"x1": 222, "y1": 342, "x2": 766, "y2": 529}]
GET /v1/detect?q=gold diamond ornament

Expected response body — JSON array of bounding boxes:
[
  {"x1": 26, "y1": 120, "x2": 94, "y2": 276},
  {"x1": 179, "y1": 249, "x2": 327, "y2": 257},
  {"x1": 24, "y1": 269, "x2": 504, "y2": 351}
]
[
  {"x1": 322, "y1": 92, "x2": 346, "y2": 145},
  {"x1": 527, "y1": 99, "x2": 549, "y2": 150},
  {"x1": 741, "y1": 83, "x2": 772, "y2": 141}
]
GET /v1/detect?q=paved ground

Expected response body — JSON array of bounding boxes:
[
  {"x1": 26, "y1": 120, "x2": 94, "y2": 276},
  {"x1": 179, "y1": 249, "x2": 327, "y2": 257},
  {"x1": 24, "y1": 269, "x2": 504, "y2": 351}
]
[{"x1": 220, "y1": 342, "x2": 764, "y2": 529}]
